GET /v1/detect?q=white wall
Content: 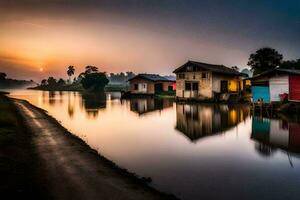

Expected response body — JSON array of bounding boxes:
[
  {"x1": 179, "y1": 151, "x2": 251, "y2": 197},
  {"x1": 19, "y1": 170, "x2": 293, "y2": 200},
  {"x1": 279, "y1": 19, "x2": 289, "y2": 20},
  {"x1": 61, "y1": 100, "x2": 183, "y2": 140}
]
[
  {"x1": 270, "y1": 119, "x2": 289, "y2": 148},
  {"x1": 269, "y1": 76, "x2": 289, "y2": 102},
  {"x1": 138, "y1": 83, "x2": 147, "y2": 93}
]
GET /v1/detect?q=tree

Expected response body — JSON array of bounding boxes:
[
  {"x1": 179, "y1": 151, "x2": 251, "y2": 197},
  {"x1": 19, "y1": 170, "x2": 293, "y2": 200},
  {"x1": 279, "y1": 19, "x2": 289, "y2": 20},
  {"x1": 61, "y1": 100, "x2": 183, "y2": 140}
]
[
  {"x1": 41, "y1": 79, "x2": 47, "y2": 86},
  {"x1": 57, "y1": 78, "x2": 66, "y2": 86},
  {"x1": 85, "y1": 66, "x2": 98, "y2": 74},
  {"x1": 81, "y1": 72, "x2": 109, "y2": 91},
  {"x1": 47, "y1": 77, "x2": 57, "y2": 86},
  {"x1": 231, "y1": 66, "x2": 239, "y2": 71},
  {"x1": 247, "y1": 47, "x2": 283, "y2": 75},
  {"x1": 0, "y1": 72, "x2": 7, "y2": 80},
  {"x1": 280, "y1": 59, "x2": 300, "y2": 70},
  {"x1": 67, "y1": 66, "x2": 75, "y2": 83}
]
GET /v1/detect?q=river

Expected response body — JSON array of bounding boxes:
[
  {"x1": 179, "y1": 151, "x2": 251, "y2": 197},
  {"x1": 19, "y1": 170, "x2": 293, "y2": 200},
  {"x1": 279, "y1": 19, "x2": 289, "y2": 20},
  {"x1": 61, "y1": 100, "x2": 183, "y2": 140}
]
[{"x1": 8, "y1": 89, "x2": 300, "y2": 200}]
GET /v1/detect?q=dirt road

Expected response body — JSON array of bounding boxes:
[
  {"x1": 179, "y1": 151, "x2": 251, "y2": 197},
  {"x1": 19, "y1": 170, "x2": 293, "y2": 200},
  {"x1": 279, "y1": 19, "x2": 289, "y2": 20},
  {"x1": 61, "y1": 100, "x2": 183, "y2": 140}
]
[{"x1": 14, "y1": 100, "x2": 174, "y2": 200}]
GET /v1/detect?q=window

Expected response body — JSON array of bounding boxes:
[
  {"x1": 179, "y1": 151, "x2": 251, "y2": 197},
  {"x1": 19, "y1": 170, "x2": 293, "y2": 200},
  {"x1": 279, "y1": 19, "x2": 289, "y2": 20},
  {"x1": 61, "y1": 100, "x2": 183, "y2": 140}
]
[
  {"x1": 134, "y1": 84, "x2": 138, "y2": 90},
  {"x1": 202, "y1": 72, "x2": 207, "y2": 79},
  {"x1": 185, "y1": 82, "x2": 198, "y2": 90},
  {"x1": 186, "y1": 66, "x2": 193, "y2": 71},
  {"x1": 192, "y1": 82, "x2": 198, "y2": 90},
  {"x1": 178, "y1": 74, "x2": 185, "y2": 79},
  {"x1": 185, "y1": 82, "x2": 191, "y2": 90}
]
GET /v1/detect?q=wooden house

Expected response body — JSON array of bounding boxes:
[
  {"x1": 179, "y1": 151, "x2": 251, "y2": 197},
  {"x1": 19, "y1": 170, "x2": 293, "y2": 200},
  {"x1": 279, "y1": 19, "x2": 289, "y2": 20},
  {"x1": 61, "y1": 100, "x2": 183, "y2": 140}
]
[
  {"x1": 250, "y1": 68, "x2": 300, "y2": 103},
  {"x1": 128, "y1": 74, "x2": 175, "y2": 95},
  {"x1": 173, "y1": 61, "x2": 247, "y2": 100}
]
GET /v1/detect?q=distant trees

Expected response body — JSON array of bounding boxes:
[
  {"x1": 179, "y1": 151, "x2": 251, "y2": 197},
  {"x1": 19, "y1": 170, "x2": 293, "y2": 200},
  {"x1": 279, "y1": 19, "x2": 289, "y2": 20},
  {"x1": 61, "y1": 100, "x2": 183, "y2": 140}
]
[
  {"x1": 248, "y1": 47, "x2": 283, "y2": 75},
  {"x1": 67, "y1": 66, "x2": 75, "y2": 83},
  {"x1": 280, "y1": 59, "x2": 300, "y2": 70},
  {"x1": 0, "y1": 72, "x2": 7, "y2": 81},
  {"x1": 57, "y1": 78, "x2": 66, "y2": 86},
  {"x1": 35, "y1": 65, "x2": 135, "y2": 92},
  {"x1": 231, "y1": 66, "x2": 239, "y2": 71},
  {"x1": 108, "y1": 72, "x2": 135, "y2": 84},
  {"x1": 41, "y1": 79, "x2": 47, "y2": 86},
  {"x1": 0, "y1": 72, "x2": 35, "y2": 89},
  {"x1": 47, "y1": 77, "x2": 57, "y2": 86}
]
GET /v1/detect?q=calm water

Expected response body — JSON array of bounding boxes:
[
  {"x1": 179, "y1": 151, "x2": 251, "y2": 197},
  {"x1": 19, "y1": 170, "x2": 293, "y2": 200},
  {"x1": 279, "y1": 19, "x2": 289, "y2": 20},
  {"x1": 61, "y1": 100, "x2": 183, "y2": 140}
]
[{"x1": 9, "y1": 90, "x2": 300, "y2": 200}]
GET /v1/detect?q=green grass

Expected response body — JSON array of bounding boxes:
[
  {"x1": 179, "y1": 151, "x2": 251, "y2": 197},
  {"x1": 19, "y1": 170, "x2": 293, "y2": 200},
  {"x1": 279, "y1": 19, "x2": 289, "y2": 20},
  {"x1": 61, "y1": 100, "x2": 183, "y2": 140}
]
[{"x1": 155, "y1": 91, "x2": 176, "y2": 99}]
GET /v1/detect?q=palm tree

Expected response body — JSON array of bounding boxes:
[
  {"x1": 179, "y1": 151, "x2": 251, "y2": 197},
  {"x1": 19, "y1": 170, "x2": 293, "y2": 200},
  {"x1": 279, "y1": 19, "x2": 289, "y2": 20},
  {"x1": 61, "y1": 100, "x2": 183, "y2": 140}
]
[{"x1": 67, "y1": 66, "x2": 75, "y2": 83}]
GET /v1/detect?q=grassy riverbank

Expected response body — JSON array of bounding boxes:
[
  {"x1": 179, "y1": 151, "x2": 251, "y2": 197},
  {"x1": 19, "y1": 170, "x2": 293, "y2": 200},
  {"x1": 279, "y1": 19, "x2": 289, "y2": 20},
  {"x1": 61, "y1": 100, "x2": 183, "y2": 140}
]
[{"x1": 0, "y1": 93, "x2": 50, "y2": 199}]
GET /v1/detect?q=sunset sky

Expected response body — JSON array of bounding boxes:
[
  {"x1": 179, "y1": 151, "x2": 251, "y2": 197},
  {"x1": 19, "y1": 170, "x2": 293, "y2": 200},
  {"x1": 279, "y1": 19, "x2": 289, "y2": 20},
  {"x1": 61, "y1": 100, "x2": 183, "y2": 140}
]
[{"x1": 0, "y1": 0, "x2": 299, "y2": 81}]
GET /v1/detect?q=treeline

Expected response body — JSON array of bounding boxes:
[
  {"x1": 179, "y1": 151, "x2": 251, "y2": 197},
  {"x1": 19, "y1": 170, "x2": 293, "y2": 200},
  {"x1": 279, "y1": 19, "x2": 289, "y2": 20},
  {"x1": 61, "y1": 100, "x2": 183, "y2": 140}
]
[
  {"x1": 247, "y1": 47, "x2": 300, "y2": 75},
  {"x1": 0, "y1": 73, "x2": 35, "y2": 89},
  {"x1": 108, "y1": 72, "x2": 135, "y2": 84},
  {"x1": 35, "y1": 66, "x2": 134, "y2": 92}
]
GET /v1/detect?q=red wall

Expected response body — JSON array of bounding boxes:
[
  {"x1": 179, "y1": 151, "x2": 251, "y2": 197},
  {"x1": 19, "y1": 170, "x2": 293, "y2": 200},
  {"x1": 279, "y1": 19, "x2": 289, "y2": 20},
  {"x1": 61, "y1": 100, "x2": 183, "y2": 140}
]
[
  {"x1": 289, "y1": 123, "x2": 300, "y2": 150},
  {"x1": 289, "y1": 75, "x2": 300, "y2": 101},
  {"x1": 172, "y1": 82, "x2": 176, "y2": 90}
]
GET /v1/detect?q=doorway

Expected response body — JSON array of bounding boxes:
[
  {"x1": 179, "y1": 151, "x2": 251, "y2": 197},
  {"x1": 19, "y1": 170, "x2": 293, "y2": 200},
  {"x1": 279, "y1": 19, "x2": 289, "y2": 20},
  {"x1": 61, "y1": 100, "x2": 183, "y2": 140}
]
[
  {"x1": 155, "y1": 83, "x2": 163, "y2": 93},
  {"x1": 221, "y1": 81, "x2": 228, "y2": 93}
]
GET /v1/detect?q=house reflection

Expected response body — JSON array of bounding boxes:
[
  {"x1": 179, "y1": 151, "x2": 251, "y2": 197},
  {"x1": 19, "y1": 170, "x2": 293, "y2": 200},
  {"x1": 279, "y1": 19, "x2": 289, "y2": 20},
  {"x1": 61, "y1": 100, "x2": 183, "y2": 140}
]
[
  {"x1": 130, "y1": 98, "x2": 173, "y2": 115},
  {"x1": 176, "y1": 103, "x2": 250, "y2": 141},
  {"x1": 80, "y1": 92, "x2": 107, "y2": 118},
  {"x1": 251, "y1": 116, "x2": 300, "y2": 156}
]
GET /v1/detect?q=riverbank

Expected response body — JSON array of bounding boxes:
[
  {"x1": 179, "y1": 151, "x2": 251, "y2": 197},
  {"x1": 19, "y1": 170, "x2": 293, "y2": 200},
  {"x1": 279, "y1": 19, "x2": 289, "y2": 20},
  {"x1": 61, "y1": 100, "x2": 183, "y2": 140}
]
[
  {"x1": 1, "y1": 94, "x2": 176, "y2": 199},
  {"x1": 0, "y1": 94, "x2": 50, "y2": 199}
]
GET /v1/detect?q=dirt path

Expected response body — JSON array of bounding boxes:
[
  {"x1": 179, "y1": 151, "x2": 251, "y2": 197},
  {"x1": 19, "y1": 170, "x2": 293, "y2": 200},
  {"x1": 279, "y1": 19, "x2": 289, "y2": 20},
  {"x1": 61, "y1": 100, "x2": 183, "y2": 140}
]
[{"x1": 14, "y1": 100, "x2": 173, "y2": 200}]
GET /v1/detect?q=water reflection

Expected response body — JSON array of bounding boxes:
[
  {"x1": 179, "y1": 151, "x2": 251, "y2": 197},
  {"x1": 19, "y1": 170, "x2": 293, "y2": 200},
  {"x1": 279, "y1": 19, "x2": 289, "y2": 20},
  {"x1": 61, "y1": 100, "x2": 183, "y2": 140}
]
[
  {"x1": 67, "y1": 92, "x2": 75, "y2": 118},
  {"x1": 80, "y1": 92, "x2": 107, "y2": 118},
  {"x1": 8, "y1": 90, "x2": 300, "y2": 200},
  {"x1": 48, "y1": 91, "x2": 57, "y2": 105},
  {"x1": 40, "y1": 91, "x2": 107, "y2": 118},
  {"x1": 176, "y1": 103, "x2": 250, "y2": 141},
  {"x1": 252, "y1": 116, "x2": 300, "y2": 156},
  {"x1": 130, "y1": 98, "x2": 173, "y2": 115}
]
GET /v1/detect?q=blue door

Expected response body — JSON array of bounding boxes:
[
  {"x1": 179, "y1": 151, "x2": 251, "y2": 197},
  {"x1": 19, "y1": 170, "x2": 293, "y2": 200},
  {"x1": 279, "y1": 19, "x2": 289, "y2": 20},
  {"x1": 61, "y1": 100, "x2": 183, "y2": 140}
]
[{"x1": 252, "y1": 86, "x2": 270, "y2": 103}]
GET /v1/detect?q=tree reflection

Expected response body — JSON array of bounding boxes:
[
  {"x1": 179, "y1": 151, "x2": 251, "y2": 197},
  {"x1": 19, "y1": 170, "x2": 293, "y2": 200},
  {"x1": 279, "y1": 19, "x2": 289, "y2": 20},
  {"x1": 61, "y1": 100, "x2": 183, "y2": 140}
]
[
  {"x1": 80, "y1": 92, "x2": 107, "y2": 118},
  {"x1": 48, "y1": 91, "x2": 56, "y2": 105},
  {"x1": 67, "y1": 92, "x2": 75, "y2": 118}
]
